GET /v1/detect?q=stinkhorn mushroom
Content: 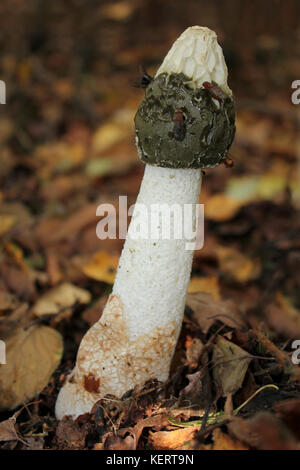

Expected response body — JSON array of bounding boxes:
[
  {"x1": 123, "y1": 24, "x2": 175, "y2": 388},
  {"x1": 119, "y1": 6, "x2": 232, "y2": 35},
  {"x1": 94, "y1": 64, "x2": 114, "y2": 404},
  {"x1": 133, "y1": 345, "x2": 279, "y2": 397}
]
[{"x1": 55, "y1": 26, "x2": 235, "y2": 420}]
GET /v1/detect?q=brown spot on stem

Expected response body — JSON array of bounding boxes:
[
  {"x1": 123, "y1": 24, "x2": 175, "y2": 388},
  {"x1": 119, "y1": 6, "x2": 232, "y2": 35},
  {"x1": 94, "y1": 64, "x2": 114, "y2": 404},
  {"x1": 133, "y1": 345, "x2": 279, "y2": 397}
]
[{"x1": 84, "y1": 374, "x2": 100, "y2": 393}]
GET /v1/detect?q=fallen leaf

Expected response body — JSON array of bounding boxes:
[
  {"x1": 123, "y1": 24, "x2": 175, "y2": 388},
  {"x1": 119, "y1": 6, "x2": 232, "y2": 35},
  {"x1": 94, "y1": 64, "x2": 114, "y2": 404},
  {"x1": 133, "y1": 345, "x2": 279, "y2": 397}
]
[
  {"x1": 212, "y1": 428, "x2": 248, "y2": 450},
  {"x1": 226, "y1": 161, "x2": 298, "y2": 204},
  {"x1": 82, "y1": 250, "x2": 119, "y2": 284},
  {"x1": 56, "y1": 417, "x2": 89, "y2": 449},
  {"x1": 0, "y1": 264, "x2": 35, "y2": 300},
  {"x1": 133, "y1": 414, "x2": 169, "y2": 445},
  {"x1": 274, "y1": 399, "x2": 300, "y2": 440},
  {"x1": 185, "y1": 337, "x2": 204, "y2": 367},
  {"x1": 180, "y1": 369, "x2": 212, "y2": 409},
  {"x1": 0, "y1": 303, "x2": 29, "y2": 337},
  {"x1": 216, "y1": 246, "x2": 261, "y2": 283},
  {"x1": 188, "y1": 276, "x2": 220, "y2": 300},
  {"x1": 149, "y1": 426, "x2": 200, "y2": 450},
  {"x1": 52, "y1": 202, "x2": 99, "y2": 243},
  {"x1": 205, "y1": 194, "x2": 243, "y2": 221},
  {"x1": 0, "y1": 411, "x2": 20, "y2": 442},
  {"x1": 34, "y1": 141, "x2": 86, "y2": 178},
  {"x1": 101, "y1": 1, "x2": 136, "y2": 21},
  {"x1": 0, "y1": 214, "x2": 16, "y2": 236},
  {"x1": 228, "y1": 413, "x2": 299, "y2": 450},
  {"x1": 0, "y1": 291, "x2": 18, "y2": 310},
  {"x1": 225, "y1": 175, "x2": 259, "y2": 202},
  {"x1": 103, "y1": 428, "x2": 136, "y2": 450},
  {"x1": 92, "y1": 122, "x2": 128, "y2": 154},
  {"x1": 265, "y1": 293, "x2": 300, "y2": 339},
  {"x1": 250, "y1": 329, "x2": 288, "y2": 369},
  {"x1": 85, "y1": 158, "x2": 113, "y2": 178},
  {"x1": 24, "y1": 436, "x2": 44, "y2": 450},
  {"x1": 46, "y1": 250, "x2": 63, "y2": 286},
  {"x1": 0, "y1": 325, "x2": 63, "y2": 410},
  {"x1": 186, "y1": 292, "x2": 246, "y2": 333},
  {"x1": 212, "y1": 337, "x2": 252, "y2": 397},
  {"x1": 32, "y1": 282, "x2": 91, "y2": 317}
]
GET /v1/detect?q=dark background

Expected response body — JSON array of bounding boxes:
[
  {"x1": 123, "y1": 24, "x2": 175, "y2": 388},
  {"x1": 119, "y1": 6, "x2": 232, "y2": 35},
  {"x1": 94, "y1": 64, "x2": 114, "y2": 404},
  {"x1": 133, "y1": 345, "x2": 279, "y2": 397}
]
[{"x1": 0, "y1": 0, "x2": 299, "y2": 451}]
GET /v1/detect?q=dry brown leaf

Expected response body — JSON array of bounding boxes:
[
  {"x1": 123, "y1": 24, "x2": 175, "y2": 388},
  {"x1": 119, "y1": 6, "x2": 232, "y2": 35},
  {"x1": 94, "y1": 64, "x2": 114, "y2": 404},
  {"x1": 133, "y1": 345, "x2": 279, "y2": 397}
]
[
  {"x1": 265, "y1": 293, "x2": 300, "y2": 339},
  {"x1": 34, "y1": 141, "x2": 86, "y2": 178},
  {"x1": 46, "y1": 251, "x2": 63, "y2": 286},
  {"x1": 32, "y1": 282, "x2": 91, "y2": 317},
  {"x1": 228, "y1": 413, "x2": 300, "y2": 450},
  {"x1": 100, "y1": 414, "x2": 168, "y2": 450},
  {"x1": 149, "y1": 426, "x2": 200, "y2": 450},
  {"x1": 0, "y1": 290, "x2": 18, "y2": 310},
  {"x1": 212, "y1": 428, "x2": 248, "y2": 450},
  {"x1": 274, "y1": 399, "x2": 300, "y2": 440},
  {"x1": 250, "y1": 329, "x2": 289, "y2": 369},
  {"x1": 0, "y1": 264, "x2": 35, "y2": 300},
  {"x1": 0, "y1": 325, "x2": 63, "y2": 410},
  {"x1": 133, "y1": 414, "x2": 168, "y2": 444},
  {"x1": 103, "y1": 428, "x2": 136, "y2": 450},
  {"x1": 185, "y1": 337, "x2": 204, "y2": 367},
  {"x1": 0, "y1": 214, "x2": 16, "y2": 236},
  {"x1": 212, "y1": 337, "x2": 252, "y2": 397},
  {"x1": 50, "y1": 202, "x2": 99, "y2": 243},
  {"x1": 24, "y1": 436, "x2": 44, "y2": 449},
  {"x1": 101, "y1": 1, "x2": 136, "y2": 21},
  {"x1": 216, "y1": 246, "x2": 261, "y2": 283},
  {"x1": 180, "y1": 371, "x2": 212, "y2": 409},
  {"x1": 188, "y1": 276, "x2": 220, "y2": 300},
  {"x1": 186, "y1": 292, "x2": 246, "y2": 333},
  {"x1": 56, "y1": 417, "x2": 89, "y2": 449},
  {"x1": 0, "y1": 410, "x2": 20, "y2": 442},
  {"x1": 82, "y1": 250, "x2": 119, "y2": 284}
]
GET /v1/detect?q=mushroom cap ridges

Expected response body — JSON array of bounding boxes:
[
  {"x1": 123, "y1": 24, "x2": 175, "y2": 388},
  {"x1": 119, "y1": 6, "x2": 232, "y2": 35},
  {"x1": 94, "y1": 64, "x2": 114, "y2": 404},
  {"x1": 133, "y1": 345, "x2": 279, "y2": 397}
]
[
  {"x1": 156, "y1": 26, "x2": 231, "y2": 95},
  {"x1": 134, "y1": 26, "x2": 235, "y2": 169}
]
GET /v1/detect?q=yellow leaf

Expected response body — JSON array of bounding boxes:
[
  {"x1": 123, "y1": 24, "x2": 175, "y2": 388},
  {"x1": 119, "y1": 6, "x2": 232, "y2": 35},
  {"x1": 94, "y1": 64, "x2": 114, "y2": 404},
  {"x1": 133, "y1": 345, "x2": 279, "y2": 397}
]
[
  {"x1": 216, "y1": 246, "x2": 261, "y2": 283},
  {"x1": 205, "y1": 194, "x2": 243, "y2": 221},
  {"x1": 32, "y1": 282, "x2": 91, "y2": 317},
  {"x1": 101, "y1": 1, "x2": 136, "y2": 21},
  {"x1": 212, "y1": 428, "x2": 248, "y2": 450},
  {"x1": 92, "y1": 122, "x2": 128, "y2": 154},
  {"x1": 188, "y1": 276, "x2": 220, "y2": 300},
  {"x1": 0, "y1": 326, "x2": 63, "y2": 410},
  {"x1": 149, "y1": 427, "x2": 200, "y2": 450},
  {"x1": 82, "y1": 250, "x2": 119, "y2": 284},
  {"x1": 0, "y1": 215, "x2": 16, "y2": 236}
]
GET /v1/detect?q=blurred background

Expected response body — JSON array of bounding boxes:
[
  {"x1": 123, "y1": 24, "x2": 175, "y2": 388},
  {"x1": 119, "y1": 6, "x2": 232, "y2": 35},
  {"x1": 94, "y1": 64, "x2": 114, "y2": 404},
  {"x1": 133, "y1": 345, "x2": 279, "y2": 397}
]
[{"x1": 0, "y1": 0, "x2": 299, "y2": 414}]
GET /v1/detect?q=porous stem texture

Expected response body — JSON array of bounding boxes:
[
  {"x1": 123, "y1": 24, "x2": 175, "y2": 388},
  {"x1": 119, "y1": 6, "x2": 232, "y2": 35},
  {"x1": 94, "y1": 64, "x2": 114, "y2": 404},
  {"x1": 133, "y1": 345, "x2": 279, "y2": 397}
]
[{"x1": 55, "y1": 167, "x2": 201, "y2": 419}]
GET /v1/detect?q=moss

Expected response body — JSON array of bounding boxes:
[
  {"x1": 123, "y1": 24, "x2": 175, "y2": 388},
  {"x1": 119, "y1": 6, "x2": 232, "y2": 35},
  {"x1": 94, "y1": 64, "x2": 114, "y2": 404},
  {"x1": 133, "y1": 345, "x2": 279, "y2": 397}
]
[{"x1": 134, "y1": 73, "x2": 235, "y2": 169}]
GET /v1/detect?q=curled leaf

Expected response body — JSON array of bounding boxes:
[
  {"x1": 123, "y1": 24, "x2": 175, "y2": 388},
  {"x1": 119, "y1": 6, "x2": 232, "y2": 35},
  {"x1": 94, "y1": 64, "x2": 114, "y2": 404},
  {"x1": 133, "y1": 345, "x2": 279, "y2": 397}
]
[{"x1": 32, "y1": 282, "x2": 91, "y2": 317}]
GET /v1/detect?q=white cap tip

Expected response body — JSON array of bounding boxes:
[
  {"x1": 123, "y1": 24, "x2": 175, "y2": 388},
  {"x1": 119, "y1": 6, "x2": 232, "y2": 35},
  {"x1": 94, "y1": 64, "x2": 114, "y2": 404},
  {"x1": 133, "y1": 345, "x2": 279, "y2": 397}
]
[{"x1": 156, "y1": 26, "x2": 231, "y2": 95}]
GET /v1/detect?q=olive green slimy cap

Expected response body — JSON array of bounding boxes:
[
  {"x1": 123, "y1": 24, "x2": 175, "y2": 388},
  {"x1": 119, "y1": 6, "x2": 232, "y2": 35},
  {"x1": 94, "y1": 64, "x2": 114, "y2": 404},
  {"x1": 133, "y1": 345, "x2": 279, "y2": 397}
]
[{"x1": 134, "y1": 72, "x2": 235, "y2": 169}]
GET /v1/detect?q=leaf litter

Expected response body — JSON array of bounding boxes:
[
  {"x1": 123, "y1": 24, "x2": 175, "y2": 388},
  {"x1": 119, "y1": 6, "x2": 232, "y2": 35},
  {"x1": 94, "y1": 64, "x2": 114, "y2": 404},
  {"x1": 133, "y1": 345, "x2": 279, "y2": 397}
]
[{"x1": 0, "y1": 0, "x2": 299, "y2": 451}]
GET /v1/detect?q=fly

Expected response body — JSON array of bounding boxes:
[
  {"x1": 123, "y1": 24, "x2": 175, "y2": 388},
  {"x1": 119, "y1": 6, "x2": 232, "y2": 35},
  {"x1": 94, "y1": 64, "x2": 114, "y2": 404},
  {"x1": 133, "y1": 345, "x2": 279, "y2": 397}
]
[
  {"x1": 140, "y1": 66, "x2": 153, "y2": 89},
  {"x1": 173, "y1": 108, "x2": 186, "y2": 141},
  {"x1": 202, "y1": 81, "x2": 228, "y2": 102}
]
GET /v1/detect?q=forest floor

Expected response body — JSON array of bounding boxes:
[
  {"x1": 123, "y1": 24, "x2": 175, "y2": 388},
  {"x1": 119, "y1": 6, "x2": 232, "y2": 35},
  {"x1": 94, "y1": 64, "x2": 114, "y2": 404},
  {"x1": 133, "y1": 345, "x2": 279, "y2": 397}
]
[{"x1": 0, "y1": 0, "x2": 300, "y2": 450}]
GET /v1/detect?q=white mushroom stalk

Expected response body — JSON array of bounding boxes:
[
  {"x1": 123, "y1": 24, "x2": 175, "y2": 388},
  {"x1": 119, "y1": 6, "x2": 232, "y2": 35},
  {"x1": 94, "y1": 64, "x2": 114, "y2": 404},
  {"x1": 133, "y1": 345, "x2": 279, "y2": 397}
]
[{"x1": 55, "y1": 26, "x2": 235, "y2": 420}]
